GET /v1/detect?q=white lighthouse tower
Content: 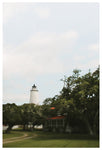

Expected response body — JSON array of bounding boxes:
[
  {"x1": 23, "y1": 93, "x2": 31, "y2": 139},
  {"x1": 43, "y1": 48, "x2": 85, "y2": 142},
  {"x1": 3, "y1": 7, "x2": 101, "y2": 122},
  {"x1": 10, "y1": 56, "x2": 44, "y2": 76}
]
[{"x1": 30, "y1": 84, "x2": 39, "y2": 105}]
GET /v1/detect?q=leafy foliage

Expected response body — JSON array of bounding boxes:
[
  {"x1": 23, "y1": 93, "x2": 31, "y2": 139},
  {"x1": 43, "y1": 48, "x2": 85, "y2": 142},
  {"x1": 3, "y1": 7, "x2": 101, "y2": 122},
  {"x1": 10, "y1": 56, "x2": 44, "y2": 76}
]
[
  {"x1": 3, "y1": 67, "x2": 99, "y2": 135},
  {"x1": 42, "y1": 67, "x2": 99, "y2": 135}
]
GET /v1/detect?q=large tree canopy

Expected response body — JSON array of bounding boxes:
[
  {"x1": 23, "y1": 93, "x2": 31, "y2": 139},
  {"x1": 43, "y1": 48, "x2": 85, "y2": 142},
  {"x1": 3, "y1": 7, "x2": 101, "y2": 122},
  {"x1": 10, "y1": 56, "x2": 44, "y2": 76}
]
[
  {"x1": 3, "y1": 67, "x2": 99, "y2": 135},
  {"x1": 42, "y1": 67, "x2": 99, "y2": 135}
]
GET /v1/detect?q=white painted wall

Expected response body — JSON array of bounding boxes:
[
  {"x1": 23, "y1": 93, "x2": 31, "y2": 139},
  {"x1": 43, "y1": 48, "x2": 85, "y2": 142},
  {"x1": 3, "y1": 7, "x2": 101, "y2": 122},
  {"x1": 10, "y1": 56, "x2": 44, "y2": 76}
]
[
  {"x1": 34, "y1": 124, "x2": 43, "y2": 129},
  {"x1": 30, "y1": 86, "x2": 39, "y2": 105},
  {"x1": 12, "y1": 125, "x2": 19, "y2": 129},
  {"x1": 3, "y1": 125, "x2": 8, "y2": 131}
]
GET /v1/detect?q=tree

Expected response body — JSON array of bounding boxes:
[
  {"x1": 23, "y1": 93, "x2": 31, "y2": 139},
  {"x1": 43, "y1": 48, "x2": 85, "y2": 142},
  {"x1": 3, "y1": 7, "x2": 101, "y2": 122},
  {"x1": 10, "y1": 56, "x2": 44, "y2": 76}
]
[
  {"x1": 20, "y1": 103, "x2": 44, "y2": 131},
  {"x1": 42, "y1": 67, "x2": 99, "y2": 135},
  {"x1": 62, "y1": 67, "x2": 99, "y2": 135},
  {"x1": 3, "y1": 103, "x2": 21, "y2": 132}
]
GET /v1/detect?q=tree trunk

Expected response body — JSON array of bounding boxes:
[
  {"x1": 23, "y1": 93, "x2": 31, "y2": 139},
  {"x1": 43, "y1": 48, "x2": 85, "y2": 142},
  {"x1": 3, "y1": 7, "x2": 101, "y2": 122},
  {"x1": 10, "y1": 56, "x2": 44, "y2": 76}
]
[
  {"x1": 86, "y1": 121, "x2": 93, "y2": 135},
  {"x1": 6, "y1": 125, "x2": 13, "y2": 133},
  {"x1": 23, "y1": 124, "x2": 25, "y2": 130},
  {"x1": 84, "y1": 118, "x2": 93, "y2": 135},
  {"x1": 93, "y1": 110, "x2": 99, "y2": 135}
]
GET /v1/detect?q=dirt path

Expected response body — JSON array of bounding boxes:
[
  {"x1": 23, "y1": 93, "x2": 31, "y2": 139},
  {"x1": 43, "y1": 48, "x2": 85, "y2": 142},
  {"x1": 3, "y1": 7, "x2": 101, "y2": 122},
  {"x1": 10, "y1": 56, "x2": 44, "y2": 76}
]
[{"x1": 3, "y1": 133, "x2": 35, "y2": 144}]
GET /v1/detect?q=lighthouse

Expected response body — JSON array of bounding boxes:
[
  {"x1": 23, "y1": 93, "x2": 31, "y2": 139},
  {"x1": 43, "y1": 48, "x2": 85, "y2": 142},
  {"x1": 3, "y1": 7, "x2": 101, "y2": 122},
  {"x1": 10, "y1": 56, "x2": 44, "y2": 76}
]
[{"x1": 30, "y1": 84, "x2": 39, "y2": 105}]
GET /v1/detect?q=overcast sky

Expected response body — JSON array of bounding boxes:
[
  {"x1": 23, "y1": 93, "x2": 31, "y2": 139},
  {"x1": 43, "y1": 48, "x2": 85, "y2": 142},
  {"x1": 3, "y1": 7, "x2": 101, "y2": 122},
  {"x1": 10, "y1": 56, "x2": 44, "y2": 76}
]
[{"x1": 3, "y1": 3, "x2": 99, "y2": 105}]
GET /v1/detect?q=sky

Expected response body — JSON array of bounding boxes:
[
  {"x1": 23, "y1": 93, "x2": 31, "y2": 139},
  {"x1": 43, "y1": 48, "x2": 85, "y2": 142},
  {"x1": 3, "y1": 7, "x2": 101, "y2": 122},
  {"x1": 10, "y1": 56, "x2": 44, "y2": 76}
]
[{"x1": 3, "y1": 2, "x2": 99, "y2": 105}]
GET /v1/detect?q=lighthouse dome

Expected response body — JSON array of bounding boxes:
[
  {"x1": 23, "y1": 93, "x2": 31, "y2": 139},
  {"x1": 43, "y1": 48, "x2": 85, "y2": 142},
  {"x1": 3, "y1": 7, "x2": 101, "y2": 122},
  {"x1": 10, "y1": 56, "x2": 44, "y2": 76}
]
[
  {"x1": 32, "y1": 84, "x2": 36, "y2": 88},
  {"x1": 32, "y1": 84, "x2": 38, "y2": 91}
]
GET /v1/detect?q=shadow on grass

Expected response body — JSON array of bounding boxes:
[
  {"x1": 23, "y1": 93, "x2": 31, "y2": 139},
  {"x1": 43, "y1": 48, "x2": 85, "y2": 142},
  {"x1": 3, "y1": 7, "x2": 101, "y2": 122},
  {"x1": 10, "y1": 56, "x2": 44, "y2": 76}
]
[
  {"x1": 3, "y1": 130, "x2": 99, "y2": 148},
  {"x1": 5, "y1": 129, "x2": 99, "y2": 141},
  {"x1": 30, "y1": 130, "x2": 99, "y2": 141}
]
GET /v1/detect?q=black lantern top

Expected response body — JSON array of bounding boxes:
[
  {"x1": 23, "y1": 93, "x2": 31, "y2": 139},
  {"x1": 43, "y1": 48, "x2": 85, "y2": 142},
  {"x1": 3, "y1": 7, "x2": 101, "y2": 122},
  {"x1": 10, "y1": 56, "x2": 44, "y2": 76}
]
[{"x1": 32, "y1": 84, "x2": 36, "y2": 88}]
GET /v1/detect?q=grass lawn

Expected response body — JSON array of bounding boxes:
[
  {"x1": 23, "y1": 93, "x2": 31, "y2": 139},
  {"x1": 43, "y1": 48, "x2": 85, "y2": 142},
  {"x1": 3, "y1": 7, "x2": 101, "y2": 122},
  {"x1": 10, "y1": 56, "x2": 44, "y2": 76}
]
[
  {"x1": 3, "y1": 130, "x2": 99, "y2": 148},
  {"x1": 3, "y1": 131, "x2": 24, "y2": 139}
]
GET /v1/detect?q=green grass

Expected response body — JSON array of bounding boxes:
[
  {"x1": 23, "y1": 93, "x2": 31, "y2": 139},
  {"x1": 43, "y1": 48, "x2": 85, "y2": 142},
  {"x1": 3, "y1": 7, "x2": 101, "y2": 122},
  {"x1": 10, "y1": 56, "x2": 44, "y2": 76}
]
[
  {"x1": 3, "y1": 131, "x2": 24, "y2": 139},
  {"x1": 3, "y1": 130, "x2": 99, "y2": 148}
]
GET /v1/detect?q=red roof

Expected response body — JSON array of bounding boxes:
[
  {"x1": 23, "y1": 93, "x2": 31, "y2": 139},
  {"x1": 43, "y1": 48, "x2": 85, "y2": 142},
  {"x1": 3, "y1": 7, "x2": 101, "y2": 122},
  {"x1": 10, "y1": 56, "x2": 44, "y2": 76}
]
[
  {"x1": 50, "y1": 107, "x2": 55, "y2": 110},
  {"x1": 47, "y1": 116, "x2": 65, "y2": 120}
]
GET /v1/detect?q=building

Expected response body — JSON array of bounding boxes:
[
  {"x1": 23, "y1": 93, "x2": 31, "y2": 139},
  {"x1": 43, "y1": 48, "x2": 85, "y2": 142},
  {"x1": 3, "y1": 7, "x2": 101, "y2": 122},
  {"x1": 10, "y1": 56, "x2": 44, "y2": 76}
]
[
  {"x1": 43, "y1": 115, "x2": 71, "y2": 133},
  {"x1": 30, "y1": 84, "x2": 39, "y2": 105}
]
